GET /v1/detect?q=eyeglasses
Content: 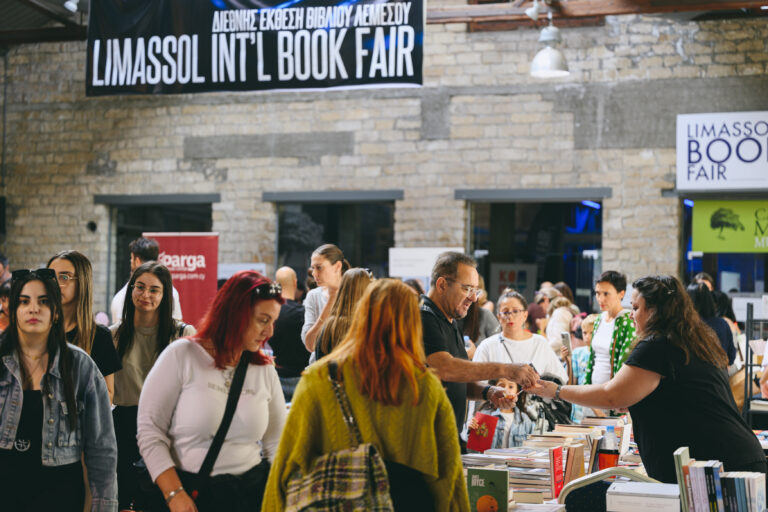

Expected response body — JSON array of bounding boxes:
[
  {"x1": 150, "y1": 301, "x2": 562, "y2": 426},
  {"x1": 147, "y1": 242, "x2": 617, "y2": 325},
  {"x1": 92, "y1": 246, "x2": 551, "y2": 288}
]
[
  {"x1": 132, "y1": 283, "x2": 163, "y2": 297},
  {"x1": 56, "y1": 273, "x2": 78, "y2": 285},
  {"x1": 499, "y1": 309, "x2": 526, "y2": 317},
  {"x1": 12, "y1": 268, "x2": 57, "y2": 283},
  {"x1": 254, "y1": 281, "x2": 282, "y2": 299},
  {"x1": 444, "y1": 277, "x2": 482, "y2": 298}
]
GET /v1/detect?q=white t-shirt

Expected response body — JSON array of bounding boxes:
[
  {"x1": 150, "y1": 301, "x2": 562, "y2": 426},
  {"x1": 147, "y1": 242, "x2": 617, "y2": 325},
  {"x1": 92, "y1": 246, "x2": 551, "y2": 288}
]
[
  {"x1": 591, "y1": 313, "x2": 615, "y2": 385},
  {"x1": 137, "y1": 339, "x2": 287, "y2": 480},
  {"x1": 474, "y1": 333, "x2": 568, "y2": 384}
]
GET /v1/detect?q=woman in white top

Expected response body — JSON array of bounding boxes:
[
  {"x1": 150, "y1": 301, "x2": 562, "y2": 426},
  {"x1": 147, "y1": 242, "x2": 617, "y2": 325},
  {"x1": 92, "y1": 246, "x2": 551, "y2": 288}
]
[
  {"x1": 475, "y1": 291, "x2": 567, "y2": 384},
  {"x1": 300, "y1": 244, "x2": 350, "y2": 352},
  {"x1": 137, "y1": 271, "x2": 287, "y2": 512}
]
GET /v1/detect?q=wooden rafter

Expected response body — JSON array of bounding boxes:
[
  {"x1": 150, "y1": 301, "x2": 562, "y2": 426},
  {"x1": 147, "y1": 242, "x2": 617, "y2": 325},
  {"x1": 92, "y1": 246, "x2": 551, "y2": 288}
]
[
  {"x1": 428, "y1": 0, "x2": 768, "y2": 23},
  {"x1": 16, "y1": 0, "x2": 83, "y2": 28}
]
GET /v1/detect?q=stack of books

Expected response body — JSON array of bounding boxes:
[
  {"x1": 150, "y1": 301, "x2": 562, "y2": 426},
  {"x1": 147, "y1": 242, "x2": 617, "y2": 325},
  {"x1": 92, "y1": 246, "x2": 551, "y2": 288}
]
[
  {"x1": 606, "y1": 482, "x2": 680, "y2": 512},
  {"x1": 673, "y1": 446, "x2": 766, "y2": 512},
  {"x1": 462, "y1": 445, "x2": 565, "y2": 502}
]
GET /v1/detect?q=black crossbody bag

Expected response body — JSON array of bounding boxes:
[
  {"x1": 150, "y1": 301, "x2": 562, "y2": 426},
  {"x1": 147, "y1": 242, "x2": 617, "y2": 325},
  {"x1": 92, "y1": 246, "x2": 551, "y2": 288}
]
[{"x1": 135, "y1": 353, "x2": 270, "y2": 512}]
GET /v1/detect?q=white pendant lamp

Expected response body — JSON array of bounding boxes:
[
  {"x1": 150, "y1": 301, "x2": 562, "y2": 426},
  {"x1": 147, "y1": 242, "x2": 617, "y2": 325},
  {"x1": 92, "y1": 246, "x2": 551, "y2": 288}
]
[{"x1": 530, "y1": 11, "x2": 569, "y2": 78}]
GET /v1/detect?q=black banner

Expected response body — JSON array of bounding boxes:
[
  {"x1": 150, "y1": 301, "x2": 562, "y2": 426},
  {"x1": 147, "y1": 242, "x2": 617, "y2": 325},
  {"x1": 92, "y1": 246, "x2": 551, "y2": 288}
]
[{"x1": 86, "y1": 0, "x2": 423, "y2": 96}]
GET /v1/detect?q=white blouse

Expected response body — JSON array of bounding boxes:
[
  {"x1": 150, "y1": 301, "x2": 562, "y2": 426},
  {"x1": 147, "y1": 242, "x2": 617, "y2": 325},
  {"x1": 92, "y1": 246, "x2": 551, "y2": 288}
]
[{"x1": 137, "y1": 339, "x2": 286, "y2": 481}]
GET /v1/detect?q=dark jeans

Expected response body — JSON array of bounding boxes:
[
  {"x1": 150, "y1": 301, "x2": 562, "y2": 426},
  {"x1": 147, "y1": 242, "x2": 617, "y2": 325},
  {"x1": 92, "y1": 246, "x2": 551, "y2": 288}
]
[{"x1": 114, "y1": 405, "x2": 141, "y2": 509}]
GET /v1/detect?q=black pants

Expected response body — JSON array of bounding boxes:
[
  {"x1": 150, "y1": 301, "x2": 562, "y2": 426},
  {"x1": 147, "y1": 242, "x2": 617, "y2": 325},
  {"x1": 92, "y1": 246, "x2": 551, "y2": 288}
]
[{"x1": 114, "y1": 405, "x2": 141, "y2": 509}]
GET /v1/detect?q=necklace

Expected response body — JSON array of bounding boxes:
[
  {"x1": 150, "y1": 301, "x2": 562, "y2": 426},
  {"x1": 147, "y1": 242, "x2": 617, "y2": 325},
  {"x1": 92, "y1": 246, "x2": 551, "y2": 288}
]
[{"x1": 20, "y1": 350, "x2": 45, "y2": 361}]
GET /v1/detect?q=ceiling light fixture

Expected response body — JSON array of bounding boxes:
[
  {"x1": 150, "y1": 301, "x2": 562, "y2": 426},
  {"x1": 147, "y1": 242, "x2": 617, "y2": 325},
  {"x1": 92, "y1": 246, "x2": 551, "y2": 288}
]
[
  {"x1": 64, "y1": 0, "x2": 79, "y2": 13},
  {"x1": 530, "y1": 10, "x2": 570, "y2": 78},
  {"x1": 525, "y1": 0, "x2": 542, "y2": 21}
]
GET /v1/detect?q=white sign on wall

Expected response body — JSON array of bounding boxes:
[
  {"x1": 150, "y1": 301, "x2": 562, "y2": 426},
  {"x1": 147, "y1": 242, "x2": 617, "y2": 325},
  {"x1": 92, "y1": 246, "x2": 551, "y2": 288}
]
[
  {"x1": 676, "y1": 111, "x2": 768, "y2": 191},
  {"x1": 388, "y1": 247, "x2": 464, "y2": 292}
]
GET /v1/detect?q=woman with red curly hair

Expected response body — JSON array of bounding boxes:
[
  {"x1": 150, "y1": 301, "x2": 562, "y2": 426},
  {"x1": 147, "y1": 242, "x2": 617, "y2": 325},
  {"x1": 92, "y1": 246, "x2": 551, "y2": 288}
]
[{"x1": 137, "y1": 271, "x2": 287, "y2": 512}]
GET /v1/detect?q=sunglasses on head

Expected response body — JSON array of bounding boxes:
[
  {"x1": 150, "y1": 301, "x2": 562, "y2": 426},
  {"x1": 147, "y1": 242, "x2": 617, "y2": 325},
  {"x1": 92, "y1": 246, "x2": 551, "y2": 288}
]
[
  {"x1": 12, "y1": 268, "x2": 57, "y2": 283},
  {"x1": 253, "y1": 281, "x2": 282, "y2": 299}
]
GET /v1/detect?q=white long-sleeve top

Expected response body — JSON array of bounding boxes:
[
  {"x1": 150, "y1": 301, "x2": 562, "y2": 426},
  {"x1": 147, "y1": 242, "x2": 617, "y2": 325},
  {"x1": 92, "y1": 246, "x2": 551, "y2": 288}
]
[
  {"x1": 137, "y1": 338, "x2": 287, "y2": 481},
  {"x1": 300, "y1": 287, "x2": 329, "y2": 345},
  {"x1": 474, "y1": 333, "x2": 568, "y2": 385}
]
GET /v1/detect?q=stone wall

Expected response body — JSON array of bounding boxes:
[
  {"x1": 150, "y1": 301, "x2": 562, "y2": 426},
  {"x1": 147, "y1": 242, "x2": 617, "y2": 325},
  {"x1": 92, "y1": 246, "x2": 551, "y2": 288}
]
[{"x1": 0, "y1": 13, "x2": 767, "y2": 310}]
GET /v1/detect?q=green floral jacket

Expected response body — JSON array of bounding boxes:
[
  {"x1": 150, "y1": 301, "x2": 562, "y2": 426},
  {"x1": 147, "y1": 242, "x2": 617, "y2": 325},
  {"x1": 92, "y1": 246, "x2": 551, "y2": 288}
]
[{"x1": 584, "y1": 311, "x2": 636, "y2": 385}]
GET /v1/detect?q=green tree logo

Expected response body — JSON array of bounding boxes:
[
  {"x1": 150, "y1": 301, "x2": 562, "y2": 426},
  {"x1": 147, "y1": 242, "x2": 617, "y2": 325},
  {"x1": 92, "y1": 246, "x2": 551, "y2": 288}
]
[{"x1": 710, "y1": 208, "x2": 745, "y2": 239}]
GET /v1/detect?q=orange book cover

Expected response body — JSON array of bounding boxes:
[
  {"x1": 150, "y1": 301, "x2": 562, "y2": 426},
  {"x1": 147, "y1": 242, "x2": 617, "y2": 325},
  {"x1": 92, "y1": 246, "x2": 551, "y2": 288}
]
[{"x1": 467, "y1": 413, "x2": 498, "y2": 453}]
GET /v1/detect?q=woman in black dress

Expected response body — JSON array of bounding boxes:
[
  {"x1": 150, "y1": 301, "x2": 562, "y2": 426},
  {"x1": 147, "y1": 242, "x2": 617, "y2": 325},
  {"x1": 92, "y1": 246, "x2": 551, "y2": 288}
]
[
  {"x1": 530, "y1": 275, "x2": 765, "y2": 483},
  {"x1": 48, "y1": 250, "x2": 122, "y2": 401}
]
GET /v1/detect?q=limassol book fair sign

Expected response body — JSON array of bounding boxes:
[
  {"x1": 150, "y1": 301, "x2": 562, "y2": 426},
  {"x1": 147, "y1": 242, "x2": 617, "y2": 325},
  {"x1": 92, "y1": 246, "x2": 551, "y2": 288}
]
[
  {"x1": 676, "y1": 111, "x2": 768, "y2": 191},
  {"x1": 86, "y1": 0, "x2": 423, "y2": 96}
]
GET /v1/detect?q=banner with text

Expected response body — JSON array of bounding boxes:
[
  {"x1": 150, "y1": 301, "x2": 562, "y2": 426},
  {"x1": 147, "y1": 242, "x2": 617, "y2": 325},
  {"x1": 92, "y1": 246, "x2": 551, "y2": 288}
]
[
  {"x1": 145, "y1": 232, "x2": 219, "y2": 326},
  {"x1": 86, "y1": 0, "x2": 423, "y2": 96},
  {"x1": 692, "y1": 200, "x2": 768, "y2": 253},
  {"x1": 677, "y1": 111, "x2": 768, "y2": 191}
]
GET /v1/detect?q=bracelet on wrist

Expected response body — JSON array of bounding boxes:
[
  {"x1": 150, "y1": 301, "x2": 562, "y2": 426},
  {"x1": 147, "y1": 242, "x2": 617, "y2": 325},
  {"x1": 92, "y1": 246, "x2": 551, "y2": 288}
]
[
  {"x1": 554, "y1": 384, "x2": 563, "y2": 400},
  {"x1": 165, "y1": 486, "x2": 186, "y2": 505},
  {"x1": 481, "y1": 385, "x2": 492, "y2": 400}
]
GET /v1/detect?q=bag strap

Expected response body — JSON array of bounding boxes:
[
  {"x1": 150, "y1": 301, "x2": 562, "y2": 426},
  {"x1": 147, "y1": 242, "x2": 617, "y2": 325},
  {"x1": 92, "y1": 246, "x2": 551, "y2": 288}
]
[
  {"x1": 198, "y1": 353, "x2": 249, "y2": 477},
  {"x1": 328, "y1": 360, "x2": 363, "y2": 447}
]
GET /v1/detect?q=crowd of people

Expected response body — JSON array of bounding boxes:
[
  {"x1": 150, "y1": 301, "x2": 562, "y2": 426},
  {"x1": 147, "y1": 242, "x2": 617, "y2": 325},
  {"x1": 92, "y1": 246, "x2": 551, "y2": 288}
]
[{"x1": 0, "y1": 241, "x2": 765, "y2": 512}]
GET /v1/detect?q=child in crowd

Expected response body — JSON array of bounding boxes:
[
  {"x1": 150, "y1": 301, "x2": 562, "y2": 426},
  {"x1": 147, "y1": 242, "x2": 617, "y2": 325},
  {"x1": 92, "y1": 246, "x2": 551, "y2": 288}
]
[
  {"x1": 570, "y1": 313, "x2": 598, "y2": 423},
  {"x1": 466, "y1": 377, "x2": 536, "y2": 450}
]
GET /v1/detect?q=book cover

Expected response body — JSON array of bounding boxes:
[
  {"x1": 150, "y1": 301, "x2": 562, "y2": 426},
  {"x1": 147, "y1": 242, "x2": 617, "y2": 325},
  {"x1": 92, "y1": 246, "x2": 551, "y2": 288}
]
[
  {"x1": 683, "y1": 461, "x2": 696, "y2": 512},
  {"x1": 733, "y1": 473, "x2": 747, "y2": 512},
  {"x1": 690, "y1": 461, "x2": 709, "y2": 512},
  {"x1": 513, "y1": 488, "x2": 545, "y2": 504},
  {"x1": 467, "y1": 467, "x2": 508, "y2": 512},
  {"x1": 587, "y1": 436, "x2": 602, "y2": 474},
  {"x1": 710, "y1": 461, "x2": 725, "y2": 512},
  {"x1": 549, "y1": 445, "x2": 564, "y2": 499},
  {"x1": 564, "y1": 444, "x2": 584, "y2": 484},
  {"x1": 744, "y1": 472, "x2": 766, "y2": 512},
  {"x1": 703, "y1": 461, "x2": 716, "y2": 511},
  {"x1": 467, "y1": 413, "x2": 498, "y2": 453},
  {"x1": 673, "y1": 447, "x2": 691, "y2": 512},
  {"x1": 606, "y1": 482, "x2": 680, "y2": 512}
]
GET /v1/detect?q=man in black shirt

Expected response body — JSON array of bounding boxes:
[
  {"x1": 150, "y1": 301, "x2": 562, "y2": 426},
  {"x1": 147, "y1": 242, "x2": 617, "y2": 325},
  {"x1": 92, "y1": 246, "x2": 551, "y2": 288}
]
[
  {"x1": 271, "y1": 266, "x2": 309, "y2": 401},
  {"x1": 421, "y1": 252, "x2": 539, "y2": 434}
]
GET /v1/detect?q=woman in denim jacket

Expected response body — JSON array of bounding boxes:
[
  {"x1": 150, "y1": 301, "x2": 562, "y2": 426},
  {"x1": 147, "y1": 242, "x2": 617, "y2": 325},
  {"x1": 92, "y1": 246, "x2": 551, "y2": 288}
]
[{"x1": 0, "y1": 268, "x2": 117, "y2": 512}]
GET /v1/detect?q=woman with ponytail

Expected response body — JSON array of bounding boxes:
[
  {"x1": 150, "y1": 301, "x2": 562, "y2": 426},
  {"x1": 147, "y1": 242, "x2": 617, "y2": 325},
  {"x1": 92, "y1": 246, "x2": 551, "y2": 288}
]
[
  {"x1": 0, "y1": 268, "x2": 117, "y2": 511},
  {"x1": 301, "y1": 244, "x2": 350, "y2": 352}
]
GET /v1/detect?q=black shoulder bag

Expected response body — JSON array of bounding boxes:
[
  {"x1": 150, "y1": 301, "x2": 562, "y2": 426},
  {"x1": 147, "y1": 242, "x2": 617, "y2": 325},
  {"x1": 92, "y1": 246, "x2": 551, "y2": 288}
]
[{"x1": 136, "y1": 353, "x2": 270, "y2": 512}]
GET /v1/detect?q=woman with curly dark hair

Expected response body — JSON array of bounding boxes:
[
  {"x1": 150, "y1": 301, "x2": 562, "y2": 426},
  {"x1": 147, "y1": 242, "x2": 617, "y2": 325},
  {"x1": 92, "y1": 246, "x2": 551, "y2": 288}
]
[{"x1": 530, "y1": 275, "x2": 765, "y2": 484}]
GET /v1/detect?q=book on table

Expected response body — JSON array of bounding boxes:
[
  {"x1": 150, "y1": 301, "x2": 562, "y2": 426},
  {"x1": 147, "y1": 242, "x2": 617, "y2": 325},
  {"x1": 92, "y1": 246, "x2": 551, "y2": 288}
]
[
  {"x1": 606, "y1": 482, "x2": 680, "y2": 512},
  {"x1": 467, "y1": 413, "x2": 499, "y2": 453},
  {"x1": 466, "y1": 467, "x2": 510, "y2": 512}
]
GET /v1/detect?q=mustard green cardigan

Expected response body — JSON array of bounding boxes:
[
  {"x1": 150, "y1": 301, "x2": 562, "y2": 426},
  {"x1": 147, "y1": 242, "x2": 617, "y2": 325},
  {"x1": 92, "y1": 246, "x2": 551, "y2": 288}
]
[{"x1": 261, "y1": 361, "x2": 470, "y2": 511}]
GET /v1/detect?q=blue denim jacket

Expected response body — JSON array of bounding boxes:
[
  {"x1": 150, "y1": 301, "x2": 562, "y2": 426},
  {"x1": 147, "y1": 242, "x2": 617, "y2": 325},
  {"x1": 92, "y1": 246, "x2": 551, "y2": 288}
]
[{"x1": 0, "y1": 344, "x2": 118, "y2": 512}]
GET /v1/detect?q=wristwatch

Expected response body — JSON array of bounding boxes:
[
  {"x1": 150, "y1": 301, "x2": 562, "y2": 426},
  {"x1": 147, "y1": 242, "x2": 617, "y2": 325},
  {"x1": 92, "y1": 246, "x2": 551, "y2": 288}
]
[{"x1": 554, "y1": 384, "x2": 562, "y2": 400}]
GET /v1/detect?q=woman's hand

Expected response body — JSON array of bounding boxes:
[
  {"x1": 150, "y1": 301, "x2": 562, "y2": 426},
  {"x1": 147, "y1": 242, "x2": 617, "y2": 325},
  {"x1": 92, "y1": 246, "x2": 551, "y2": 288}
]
[
  {"x1": 560, "y1": 346, "x2": 570, "y2": 360},
  {"x1": 527, "y1": 379, "x2": 557, "y2": 399},
  {"x1": 168, "y1": 491, "x2": 197, "y2": 512}
]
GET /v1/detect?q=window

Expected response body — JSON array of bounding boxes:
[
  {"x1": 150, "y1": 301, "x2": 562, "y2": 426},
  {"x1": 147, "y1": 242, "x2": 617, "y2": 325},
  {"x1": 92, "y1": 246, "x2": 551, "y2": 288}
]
[
  {"x1": 470, "y1": 201, "x2": 602, "y2": 312},
  {"x1": 277, "y1": 202, "x2": 394, "y2": 285}
]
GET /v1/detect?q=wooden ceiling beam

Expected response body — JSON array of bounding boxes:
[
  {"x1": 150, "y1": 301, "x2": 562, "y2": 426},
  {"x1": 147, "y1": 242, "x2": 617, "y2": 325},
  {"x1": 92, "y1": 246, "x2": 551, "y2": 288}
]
[{"x1": 428, "y1": 0, "x2": 768, "y2": 23}]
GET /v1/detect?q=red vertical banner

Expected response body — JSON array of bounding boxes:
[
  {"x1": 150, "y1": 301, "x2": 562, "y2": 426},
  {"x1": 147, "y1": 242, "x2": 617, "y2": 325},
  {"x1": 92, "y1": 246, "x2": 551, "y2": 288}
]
[{"x1": 144, "y1": 232, "x2": 219, "y2": 328}]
